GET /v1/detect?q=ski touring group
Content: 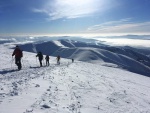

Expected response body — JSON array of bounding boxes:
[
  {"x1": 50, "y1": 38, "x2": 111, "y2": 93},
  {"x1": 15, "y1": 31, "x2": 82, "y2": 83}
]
[{"x1": 11, "y1": 45, "x2": 68, "y2": 70}]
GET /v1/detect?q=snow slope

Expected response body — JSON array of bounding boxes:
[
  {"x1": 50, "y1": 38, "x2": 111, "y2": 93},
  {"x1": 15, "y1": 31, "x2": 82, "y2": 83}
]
[{"x1": 0, "y1": 44, "x2": 150, "y2": 113}]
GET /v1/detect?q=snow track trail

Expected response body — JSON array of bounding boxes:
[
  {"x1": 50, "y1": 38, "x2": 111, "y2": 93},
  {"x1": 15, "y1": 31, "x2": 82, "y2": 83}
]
[{"x1": 0, "y1": 61, "x2": 150, "y2": 113}]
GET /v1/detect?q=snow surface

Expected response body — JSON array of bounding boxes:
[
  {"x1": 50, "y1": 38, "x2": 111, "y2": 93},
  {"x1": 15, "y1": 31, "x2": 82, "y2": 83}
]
[{"x1": 0, "y1": 43, "x2": 150, "y2": 113}]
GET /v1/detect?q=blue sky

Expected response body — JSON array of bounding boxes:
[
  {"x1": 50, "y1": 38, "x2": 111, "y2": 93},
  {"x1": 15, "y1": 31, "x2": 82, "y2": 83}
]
[{"x1": 0, "y1": 0, "x2": 150, "y2": 36}]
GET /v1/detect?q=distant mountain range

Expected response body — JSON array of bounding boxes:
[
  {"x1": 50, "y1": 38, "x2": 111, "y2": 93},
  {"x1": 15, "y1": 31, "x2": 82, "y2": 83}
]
[{"x1": 14, "y1": 38, "x2": 150, "y2": 77}]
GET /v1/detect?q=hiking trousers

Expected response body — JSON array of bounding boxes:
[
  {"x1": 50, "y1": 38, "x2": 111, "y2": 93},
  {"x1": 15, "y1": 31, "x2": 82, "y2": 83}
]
[{"x1": 15, "y1": 57, "x2": 22, "y2": 70}]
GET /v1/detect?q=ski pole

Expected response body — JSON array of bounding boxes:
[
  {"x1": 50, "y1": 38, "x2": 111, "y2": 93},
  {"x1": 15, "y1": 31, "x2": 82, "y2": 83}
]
[
  {"x1": 36, "y1": 56, "x2": 37, "y2": 64},
  {"x1": 22, "y1": 58, "x2": 25, "y2": 68},
  {"x1": 11, "y1": 56, "x2": 14, "y2": 69}
]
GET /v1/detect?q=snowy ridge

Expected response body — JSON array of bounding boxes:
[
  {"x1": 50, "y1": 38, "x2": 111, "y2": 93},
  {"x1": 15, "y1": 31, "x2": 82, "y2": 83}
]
[
  {"x1": 0, "y1": 44, "x2": 150, "y2": 113},
  {"x1": 18, "y1": 39, "x2": 150, "y2": 76},
  {"x1": 52, "y1": 40, "x2": 68, "y2": 48}
]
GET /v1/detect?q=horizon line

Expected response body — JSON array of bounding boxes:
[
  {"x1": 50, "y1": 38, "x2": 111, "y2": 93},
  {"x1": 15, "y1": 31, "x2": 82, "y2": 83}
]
[{"x1": 1, "y1": 33, "x2": 150, "y2": 37}]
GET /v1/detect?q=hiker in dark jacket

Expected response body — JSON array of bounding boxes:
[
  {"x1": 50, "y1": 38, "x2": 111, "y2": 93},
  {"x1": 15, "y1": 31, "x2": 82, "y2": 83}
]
[
  {"x1": 72, "y1": 58, "x2": 74, "y2": 63},
  {"x1": 12, "y1": 45, "x2": 23, "y2": 70},
  {"x1": 36, "y1": 52, "x2": 43, "y2": 67},
  {"x1": 45, "y1": 55, "x2": 50, "y2": 66},
  {"x1": 56, "y1": 55, "x2": 60, "y2": 65}
]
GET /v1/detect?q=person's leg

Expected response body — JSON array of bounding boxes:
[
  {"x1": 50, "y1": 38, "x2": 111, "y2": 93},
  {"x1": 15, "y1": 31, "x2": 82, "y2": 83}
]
[
  {"x1": 58, "y1": 60, "x2": 60, "y2": 65},
  {"x1": 40, "y1": 60, "x2": 42, "y2": 67},
  {"x1": 18, "y1": 58, "x2": 22, "y2": 70},
  {"x1": 15, "y1": 58, "x2": 18, "y2": 66},
  {"x1": 16, "y1": 58, "x2": 22, "y2": 70},
  {"x1": 46, "y1": 61, "x2": 48, "y2": 66},
  {"x1": 46, "y1": 60, "x2": 49, "y2": 66},
  {"x1": 47, "y1": 60, "x2": 49, "y2": 66}
]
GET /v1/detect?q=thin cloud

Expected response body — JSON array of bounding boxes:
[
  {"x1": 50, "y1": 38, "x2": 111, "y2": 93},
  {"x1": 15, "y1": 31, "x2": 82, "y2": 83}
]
[
  {"x1": 87, "y1": 19, "x2": 150, "y2": 34},
  {"x1": 87, "y1": 18, "x2": 132, "y2": 31},
  {"x1": 32, "y1": 0, "x2": 113, "y2": 20}
]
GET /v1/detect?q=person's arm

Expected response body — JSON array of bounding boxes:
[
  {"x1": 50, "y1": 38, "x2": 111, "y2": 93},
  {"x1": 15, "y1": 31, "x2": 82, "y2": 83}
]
[
  {"x1": 12, "y1": 49, "x2": 16, "y2": 56},
  {"x1": 21, "y1": 50, "x2": 23, "y2": 57},
  {"x1": 36, "y1": 53, "x2": 38, "y2": 57}
]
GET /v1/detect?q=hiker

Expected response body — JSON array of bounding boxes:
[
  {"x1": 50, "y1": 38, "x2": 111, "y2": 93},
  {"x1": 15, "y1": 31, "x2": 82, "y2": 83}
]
[
  {"x1": 12, "y1": 45, "x2": 23, "y2": 70},
  {"x1": 45, "y1": 55, "x2": 50, "y2": 66},
  {"x1": 72, "y1": 58, "x2": 74, "y2": 63},
  {"x1": 36, "y1": 52, "x2": 43, "y2": 67},
  {"x1": 56, "y1": 55, "x2": 60, "y2": 65}
]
